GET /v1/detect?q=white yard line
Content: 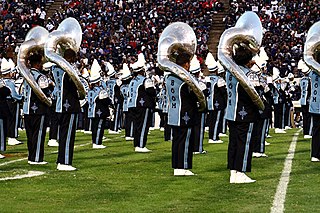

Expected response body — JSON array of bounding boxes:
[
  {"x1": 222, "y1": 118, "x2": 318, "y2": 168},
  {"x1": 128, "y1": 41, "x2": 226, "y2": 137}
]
[
  {"x1": 270, "y1": 129, "x2": 302, "y2": 213},
  {"x1": 0, "y1": 171, "x2": 45, "y2": 181},
  {"x1": 0, "y1": 142, "x2": 92, "y2": 166},
  {"x1": 0, "y1": 158, "x2": 28, "y2": 167},
  {"x1": 0, "y1": 142, "x2": 93, "y2": 181}
]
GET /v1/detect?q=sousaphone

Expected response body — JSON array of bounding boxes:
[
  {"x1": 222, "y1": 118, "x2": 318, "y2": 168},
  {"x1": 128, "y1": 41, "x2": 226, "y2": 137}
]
[
  {"x1": 304, "y1": 21, "x2": 320, "y2": 75},
  {"x1": 45, "y1": 17, "x2": 86, "y2": 99},
  {"x1": 17, "y1": 26, "x2": 52, "y2": 106},
  {"x1": 218, "y1": 11, "x2": 264, "y2": 110},
  {"x1": 157, "y1": 22, "x2": 206, "y2": 111}
]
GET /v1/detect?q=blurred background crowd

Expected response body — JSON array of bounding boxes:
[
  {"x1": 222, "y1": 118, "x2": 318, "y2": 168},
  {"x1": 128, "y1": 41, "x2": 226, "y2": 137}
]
[
  {"x1": 1, "y1": 0, "x2": 319, "y2": 78},
  {"x1": 225, "y1": 0, "x2": 320, "y2": 77},
  {"x1": 1, "y1": 0, "x2": 223, "y2": 76}
]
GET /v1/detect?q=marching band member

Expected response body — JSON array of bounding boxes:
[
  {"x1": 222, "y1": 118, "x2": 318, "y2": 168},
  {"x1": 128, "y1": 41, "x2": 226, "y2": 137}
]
[
  {"x1": 51, "y1": 48, "x2": 81, "y2": 170},
  {"x1": 158, "y1": 22, "x2": 207, "y2": 176},
  {"x1": 165, "y1": 52, "x2": 198, "y2": 175},
  {"x1": 205, "y1": 53, "x2": 226, "y2": 144},
  {"x1": 224, "y1": 44, "x2": 259, "y2": 183},
  {"x1": 218, "y1": 12, "x2": 265, "y2": 183},
  {"x1": 45, "y1": 18, "x2": 86, "y2": 171},
  {"x1": 2, "y1": 58, "x2": 23, "y2": 146},
  {"x1": 303, "y1": 21, "x2": 320, "y2": 162},
  {"x1": 272, "y1": 68, "x2": 287, "y2": 134},
  {"x1": 23, "y1": 52, "x2": 51, "y2": 165},
  {"x1": 106, "y1": 61, "x2": 122, "y2": 134},
  {"x1": 216, "y1": 62, "x2": 228, "y2": 137},
  {"x1": 250, "y1": 57, "x2": 271, "y2": 158},
  {"x1": 119, "y1": 63, "x2": 134, "y2": 141},
  {"x1": 87, "y1": 59, "x2": 112, "y2": 149},
  {"x1": 128, "y1": 53, "x2": 156, "y2": 153},
  {"x1": 189, "y1": 56, "x2": 207, "y2": 154},
  {"x1": 307, "y1": 55, "x2": 320, "y2": 162},
  {"x1": 78, "y1": 67, "x2": 90, "y2": 133},
  {"x1": 44, "y1": 62, "x2": 60, "y2": 147},
  {"x1": 299, "y1": 60, "x2": 312, "y2": 139},
  {"x1": 160, "y1": 75, "x2": 172, "y2": 141},
  {"x1": 283, "y1": 73, "x2": 294, "y2": 130},
  {"x1": 18, "y1": 26, "x2": 53, "y2": 165},
  {"x1": 0, "y1": 61, "x2": 12, "y2": 159}
]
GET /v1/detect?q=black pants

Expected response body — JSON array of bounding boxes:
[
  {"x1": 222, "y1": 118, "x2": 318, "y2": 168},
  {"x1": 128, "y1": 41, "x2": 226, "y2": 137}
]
[
  {"x1": 274, "y1": 103, "x2": 285, "y2": 129},
  {"x1": 159, "y1": 111, "x2": 165, "y2": 128},
  {"x1": 311, "y1": 113, "x2": 320, "y2": 158},
  {"x1": 172, "y1": 126, "x2": 194, "y2": 169},
  {"x1": 130, "y1": 108, "x2": 152, "y2": 148},
  {"x1": 49, "y1": 108, "x2": 59, "y2": 140},
  {"x1": 7, "y1": 101, "x2": 19, "y2": 138},
  {"x1": 25, "y1": 114, "x2": 47, "y2": 162},
  {"x1": 227, "y1": 120, "x2": 255, "y2": 172},
  {"x1": 57, "y1": 113, "x2": 78, "y2": 165},
  {"x1": 163, "y1": 113, "x2": 172, "y2": 141},
  {"x1": 77, "y1": 110, "x2": 85, "y2": 130},
  {"x1": 0, "y1": 117, "x2": 7, "y2": 152},
  {"x1": 150, "y1": 111, "x2": 155, "y2": 128},
  {"x1": 83, "y1": 104, "x2": 91, "y2": 131},
  {"x1": 222, "y1": 109, "x2": 227, "y2": 134},
  {"x1": 208, "y1": 110, "x2": 223, "y2": 140},
  {"x1": 124, "y1": 111, "x2": 134, "y2": 137},
  {"x1": 284, "y1": 104, "x2": 291, "y2": 127},
  {"x1": 302, "y1": 105, "x2": 312, "y2": 136},
  {"x1": 193, "y1": 112, "x2": 205, "y2": 152},
  {"x1": 110, "y1": 103, "x2": 121, "y2": 131},
  {"x1": 92, "y1": 117, "x2": 106, "y2": 145},
  {"x1": 253, "y1": 118, "x2": 268, "y2": 153}
]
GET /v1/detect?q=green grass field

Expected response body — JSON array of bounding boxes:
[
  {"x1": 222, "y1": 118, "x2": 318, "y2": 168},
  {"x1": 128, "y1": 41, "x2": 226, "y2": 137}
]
[{"x1": 0, "y1": 128, "x2": 318, "y2": 212}]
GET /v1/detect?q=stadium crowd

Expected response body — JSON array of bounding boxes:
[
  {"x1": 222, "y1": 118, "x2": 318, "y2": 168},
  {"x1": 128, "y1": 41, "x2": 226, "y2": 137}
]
[
  {"x1": 1, "y1": 0, "x2": 225, "y2": 76},
  {"x1": 1, "y1": 0, "x2": 320, "y2": 79},
  {"x1": 225, "y1": 0, "x2": 320, "y2": 78}
]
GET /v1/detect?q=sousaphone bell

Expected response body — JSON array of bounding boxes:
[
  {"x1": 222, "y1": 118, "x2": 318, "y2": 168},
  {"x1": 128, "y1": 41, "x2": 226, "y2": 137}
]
[
  {"x1": 17, "y1": 26, "x2": 52, "y2": 106},
  {"x1": 45, "y1": 17, "x2": 86, "y2": 99}
]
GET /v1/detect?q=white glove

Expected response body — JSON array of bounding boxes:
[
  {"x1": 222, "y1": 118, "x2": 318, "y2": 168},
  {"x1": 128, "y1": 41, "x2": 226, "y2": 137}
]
[
  {"x1": 199, "y1": 81, "x2": 207, "y2": 91},
  {"x1": 247, "y1": 73, "x2": 260, "y2": 87},
  {"x1": 0, "y1": 79, "x2": 5, "y2": 88},
  {"x1": 98, "y1": 89, "x2": 108, "y2": 99},
  {"x1": 38, "y1": 76, "x2": 49, "y2": 89},
  {"x1": 217, "y1": 78, "x2": 226, "y2": 87},
  {"x1": 116, "y1": 79, "x2": 122, "y2": 86},
  {"x1": 144, "y1": 78, "x2": 154, "y2": 88}
]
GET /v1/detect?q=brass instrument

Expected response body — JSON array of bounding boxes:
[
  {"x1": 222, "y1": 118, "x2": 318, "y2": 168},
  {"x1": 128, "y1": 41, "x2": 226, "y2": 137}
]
[
  {"x1": 157, "y1": 22, "x2": 206, "y2": 111},
  {"x1": 45, "y1": 17, "x2": 86, "y2": 99},
  {"x1": 17, "y1": 26, "x2": 52, "y2": 106},
  {"x1": 218, "y1": 11, "x2": 264, "y2": 110},
  {"x1": 304, "y1": 21, "x2": 320, "y2": 75}
]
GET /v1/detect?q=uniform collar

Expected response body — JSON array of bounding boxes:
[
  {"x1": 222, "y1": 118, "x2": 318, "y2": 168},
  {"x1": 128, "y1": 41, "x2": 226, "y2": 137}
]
[{"x1": 30, "y1": 68, "x2": 40, "y2": 72}]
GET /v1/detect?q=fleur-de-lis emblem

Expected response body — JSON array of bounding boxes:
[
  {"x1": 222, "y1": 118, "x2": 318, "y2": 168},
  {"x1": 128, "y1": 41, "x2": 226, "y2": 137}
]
[
  {"x1": 31, "y1": 103, "x2": 38, "y2": 113},
  {"x1": 238, "y1": 106, "x2": 248, "y2": 120},
  {"x1": 139, "y1": 98, "x2": 145, "y2": 106},
  {"x1": 182, "y1": 112, "x2": 190, "y2": 124},
  {"x1": 63, "y1": 99, "x2": 71, "y2": 111}
]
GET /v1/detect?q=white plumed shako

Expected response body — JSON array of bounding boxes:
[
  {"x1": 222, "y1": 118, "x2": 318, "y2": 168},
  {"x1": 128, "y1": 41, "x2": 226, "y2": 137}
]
[
  {"x1": 89, "y1": 59, "x2": 102, "y2": 84},
  {"x1": 205, "y1": 52, "x2": 218, "y2": 72},
  {"x1": 190, "y1": 55, "x2": 201, "y2": 74},
  {"x1": 0, "y1": 58, "x2": 11, "y2": 74}
]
